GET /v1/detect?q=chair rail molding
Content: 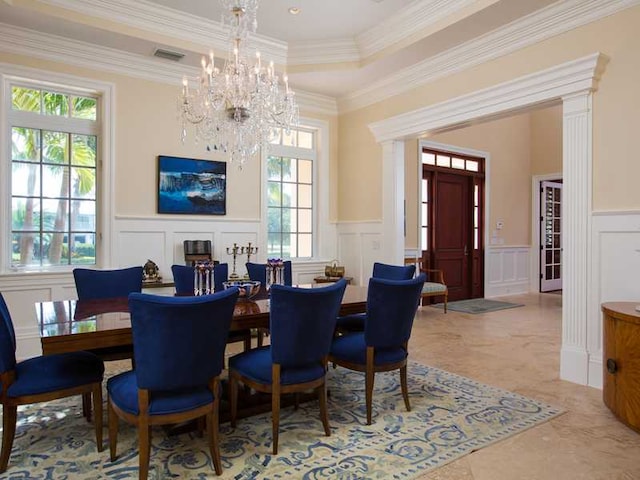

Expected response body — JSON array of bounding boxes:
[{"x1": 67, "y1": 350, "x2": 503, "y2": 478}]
[{"x1": 368, "y1": 53, "x2": 606, "y2": 387}]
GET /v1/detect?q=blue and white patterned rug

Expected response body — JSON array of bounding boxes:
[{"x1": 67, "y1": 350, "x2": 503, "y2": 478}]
[{"x1": 0, "y1": 362, "x2": 563, "y2": 479}]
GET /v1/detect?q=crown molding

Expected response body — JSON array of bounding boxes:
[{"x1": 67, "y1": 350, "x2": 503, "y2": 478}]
[
  {"x1": 356, "y1": 0, "x2": 476, "y2": 59},
  {"x1": 288, "y1": 39, "x2": 360, "y2": 66},
  {"x1": 341, "y1": 0, "x2": 640, "y2": 113},
  {"x1": 368, "y1": 53, "x2": 606, "y2": 143},
  {"x1": 35, "y1": 0, "x2": 288, "y2": 65},
  {"x1": 295, "y1": 90, "x2": 338, "y2": 116},
  {"x1": 0, "y1": 22, "x2": 338, "y2": 117}
]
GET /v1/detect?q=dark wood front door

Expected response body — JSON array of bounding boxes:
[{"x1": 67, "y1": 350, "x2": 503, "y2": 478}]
[
  {"x1": 434, "y1": 172, "x2": 471, "y2": 300},
  {"x1": 420, "y1": 148, "x2": 485, "y2": 301}
]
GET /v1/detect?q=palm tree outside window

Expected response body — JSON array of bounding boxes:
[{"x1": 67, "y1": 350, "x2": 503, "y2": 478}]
[
  {"x1": 9, "y1": 85, "x2": 99, "y2": 268},
  {"x1": 266, "y1": 127, "x2": 315, "y2": 259}
]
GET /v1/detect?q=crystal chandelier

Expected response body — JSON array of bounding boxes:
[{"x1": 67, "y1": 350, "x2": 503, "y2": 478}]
[{"x1": 179, "y1": 0, "x2": 298, "y2": 168}]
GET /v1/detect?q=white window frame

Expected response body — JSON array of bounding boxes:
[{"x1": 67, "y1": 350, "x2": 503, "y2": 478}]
[
  {"x1": 260, "y1": 117, "x2": 332, "y2": 262},
  {"x1": 0, "y1": 63, "x2": 115, "y2": 274}
]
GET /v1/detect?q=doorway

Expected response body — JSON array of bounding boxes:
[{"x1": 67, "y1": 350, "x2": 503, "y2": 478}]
[
  {"x1": 420, "y1": 147, "x2": 485, "y2": 301},
  {"x1": 540, "y1": 180, "x2": 563, "y2": 292}
]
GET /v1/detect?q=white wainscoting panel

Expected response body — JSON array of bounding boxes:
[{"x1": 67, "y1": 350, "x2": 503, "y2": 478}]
[
  {"x1": 336, "y1": 221, "x2": 384, "y2": 286},
  {"x1": 114, "y1": 215, "x2": 262, "y2": 280},
  {"x1": 118, "y1": 231, "x2": 166, "y2": 270},
  {"x1": 485, "y1": 246, "x2": 531, "y2": 298},
  {"x1": 588, "y1": 211, "x2": 640, "y2": 388},
  {"x1": 0, "y1": 273, "x2": 78, "y2": 360}
]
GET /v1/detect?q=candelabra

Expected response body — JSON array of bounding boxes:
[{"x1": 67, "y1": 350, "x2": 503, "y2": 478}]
[
  {"x1": 242, "y1": 242, "x2": 258, "y2": 279},
  {"x1": 226, "y1": 243, "x2": 242, "y2": 279}
]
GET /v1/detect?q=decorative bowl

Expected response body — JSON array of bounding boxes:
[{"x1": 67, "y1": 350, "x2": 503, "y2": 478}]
[{"x1": 223, "y1": 280, "x2": 261, "y2": 300}]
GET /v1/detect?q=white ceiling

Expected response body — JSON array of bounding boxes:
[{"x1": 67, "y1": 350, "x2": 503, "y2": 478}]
[
  {"x1": 147, "y1": 0, "x2": 415, "y2": 42},
  {"x1": 0, "y1": 0, "x2": 565, "y2": 99}
]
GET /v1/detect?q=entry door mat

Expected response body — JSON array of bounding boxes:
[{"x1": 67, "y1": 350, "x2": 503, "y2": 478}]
[
  {"x1": 0, "y1": 362, "x2": 563, "y2": 479},
  {"x1": 432, "y1": 298, "x2": 524, "y2": 314}
]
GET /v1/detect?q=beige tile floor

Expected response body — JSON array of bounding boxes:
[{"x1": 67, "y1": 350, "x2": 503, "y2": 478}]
[{"x1": 409, "y1": 292, "x2": 640, "y2": 480}]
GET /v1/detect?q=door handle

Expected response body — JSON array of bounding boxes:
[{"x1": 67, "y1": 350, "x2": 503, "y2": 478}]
[{"x1": 464, "y1": 245, "x2": 468, "y2": 256}]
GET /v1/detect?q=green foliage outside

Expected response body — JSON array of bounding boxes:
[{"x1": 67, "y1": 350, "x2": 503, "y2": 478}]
[{"x1": 11, "y1": 86, "x2": 97, "y2": 267}]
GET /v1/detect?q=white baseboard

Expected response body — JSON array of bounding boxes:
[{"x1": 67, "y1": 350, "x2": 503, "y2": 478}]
[
  {"x1": 560, "y1": 345, "x2": 589, "y2": 385},
  {"x1": 588, "y1": 354, "x2": 603, "y2": 389}
]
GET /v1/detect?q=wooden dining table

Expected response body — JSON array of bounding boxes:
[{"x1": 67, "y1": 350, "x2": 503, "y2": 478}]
[{"x1": 36, "y1": 285, "x2": 368, "y2": 356}]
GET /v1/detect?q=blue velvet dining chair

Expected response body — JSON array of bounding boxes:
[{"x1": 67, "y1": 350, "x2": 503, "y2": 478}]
[
  {"x1": 171, "y1": 263, "x2": 229, "y2": 294},
  {"x1": 335, "y1": 261, "x2": 416, "y2": 334},
  {"x1": 73, "y1": 266, "x2": 144, "y2": 300},
  {"x1": 329, "y1": 274, "x2": 425, "y2": 425},
  {"x1": 229, "y1": 279, "x2": 347, "y2": 454},
  {"x1": 107, "y1": 288, "x2": 239, "y2": 479},
  {"x1": 245, "y1": 261, "x2": 292, "y2": 347},
  {"x1": 0, "y1": 292, "x2": 104, "y2": 473},
  {"x1": 245, "y1": 260, "x2": 293, "y2": 286},
  {"x1": 73, "y1": 266, "x2": 144, "y2": 361},
  {"x1": 171, "y1": 263, "x2": 251, "y2": 351}
]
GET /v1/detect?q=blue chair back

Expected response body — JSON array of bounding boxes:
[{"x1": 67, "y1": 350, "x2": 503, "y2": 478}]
[
  {"x1": 372, "y1": 262, "x2": 415, "y2": 280},
  {"x1": 270, "y1": 279, "x2": 347, "y2": 367},
  {"x1": 73, "y1": 266, "x2": 143, "y2": 300},
  {"x1": 246, "y1": 261, "x2": 293, "y2": 286},
  {"x1": 171, "y1": 263, "x2": 229, "y2": 295},
  {"x1": 365, "y1": 274, "x2": 426, "y2": 349},
  {"x1": 128, "y1": 288, "x2": 239, "y2": 391},
  {"x1": 0, "y1": 293, "x2": 16, "y2": 374}
]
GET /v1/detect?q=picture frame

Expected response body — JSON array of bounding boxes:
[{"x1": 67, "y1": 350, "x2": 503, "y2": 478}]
[{"x1": 157, "y1": 155, "x2": 226, "y2": 215}]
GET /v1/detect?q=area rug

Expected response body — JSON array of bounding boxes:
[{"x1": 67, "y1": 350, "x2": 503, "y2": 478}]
[
  {"x1": 432, "y1": 298, "x2": 524, "y2": 314},
  {"x1": 0, "y1": 362, "x2": 562, "y2": 479}
]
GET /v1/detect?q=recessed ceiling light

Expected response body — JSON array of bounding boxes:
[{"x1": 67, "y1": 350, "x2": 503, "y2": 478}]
[{"x1": 288, "y1": 7, "x2": 301, "y2": 15}]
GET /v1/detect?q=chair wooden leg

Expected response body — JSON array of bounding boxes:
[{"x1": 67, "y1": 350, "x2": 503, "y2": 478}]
[
  {"x1": 108, "y1": 399, "x2": 119, "y2": 462},
  {"x1": 229, "y1": 372, "x2": 238, "y2": 428},
  {"x1": 207, "y1": 410, "x2": 222, "y2": 475},
  {"x1": 93, "y1": 384, "x2": 104, "y2": 452},
  {"x1": 444, "y1": 293, "x2": 448, "y2": 313},
  {"x1": 0, "y1": 405, "x2": 17, "y2": 473},
  {"x1": 318, "y1": 382, "x2": 331, "y2": 436},
  {"x1": 209, "y1": 379, "x2": 222, "y2": 475},
  {"x1": 365, "y1": 347, "x2": 375, "y2": 425},
  {"x1": 243, "y1": 333, "x2": 251, "y2": 352},
  {"x1": 82, "y1": 392, "x2": 92, "y2": 421},
  {"x1": 257, "y1": 328, "x2": 264, "y2": 348},
  {"x1": 400, "y1": 364, "x2": 411, "y2": 412},
  {"x1": 138, "y1": 420, "x2": 151, "y2": 480},
  {"x1": 272, "y1": 365, "x2": 281, "y2": 455}
]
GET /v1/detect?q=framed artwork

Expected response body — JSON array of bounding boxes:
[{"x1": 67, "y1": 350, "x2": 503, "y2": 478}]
[{"x1": 157, "y1": 155, "x2": 226, "y2": 215}]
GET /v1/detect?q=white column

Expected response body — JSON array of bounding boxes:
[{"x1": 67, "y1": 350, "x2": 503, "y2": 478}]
[
  {"x1": 381, "y1": 140, "x2": 405, "y2": 265},
  {"x1": 560, "y1": 92, "x2": 592, "y2": 385}
]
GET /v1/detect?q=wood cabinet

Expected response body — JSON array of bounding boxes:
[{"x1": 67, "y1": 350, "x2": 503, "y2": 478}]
[{"x1": 602, "y1": 302, "x2": 640, "y2": 433}]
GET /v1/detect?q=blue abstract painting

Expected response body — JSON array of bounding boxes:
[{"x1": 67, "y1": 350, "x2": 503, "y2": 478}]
[{"x1": 157, "y1": 155, "x2": 226, "y2": 215}]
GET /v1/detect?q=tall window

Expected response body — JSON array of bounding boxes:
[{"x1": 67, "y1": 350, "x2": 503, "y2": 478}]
[
  {"x1": 267, "y1": 127, "x2": 316, "y2": 259},
  {"x1": 8, "y1": 83, "x2": 99, "y2": 268}
]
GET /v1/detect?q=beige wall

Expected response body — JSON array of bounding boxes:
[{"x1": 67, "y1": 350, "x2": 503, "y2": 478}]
[
  {"x1": 531, "y1": 105, "x2": 563, "y2": 176},
  {"x1": 338, "y1": 5, "x2": 640, "y2": 220},
  {"x1": 0, "y1": 51, "x2": 339, "y2": 221}
]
